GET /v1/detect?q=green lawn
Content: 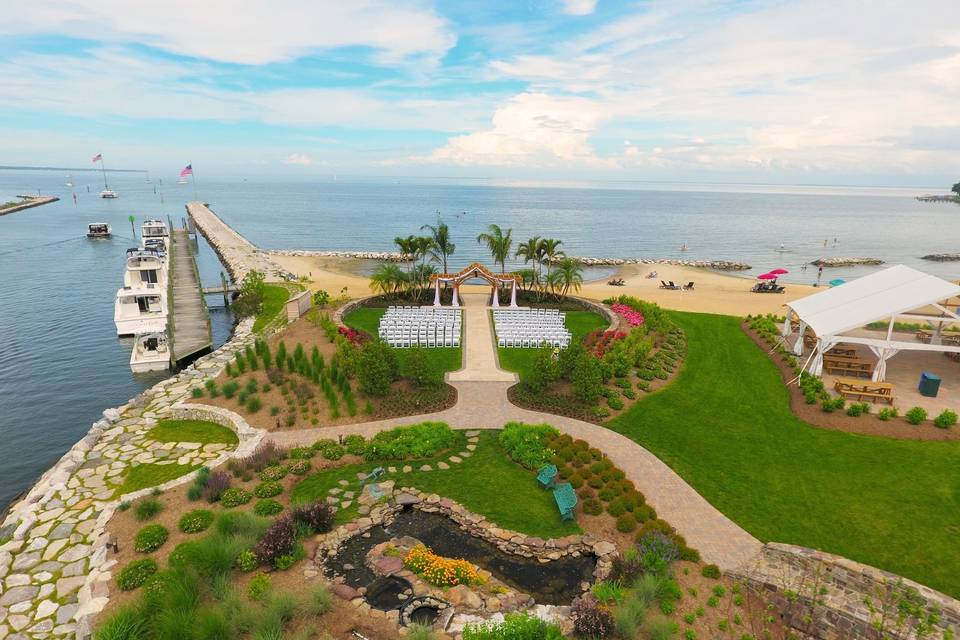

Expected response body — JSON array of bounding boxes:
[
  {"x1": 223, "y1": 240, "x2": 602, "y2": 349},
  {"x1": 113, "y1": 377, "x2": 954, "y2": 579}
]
[
  {"x1": 146, "y1": 419, "x2": 239, "y2": 445},
  {"x1": 115, "y1": 463, "x2": 197, "y2": 497},
  {"x1": 292, "y1": 431, "x2": 580, "y2": 539},
  {"x1": 253, "y1": 284, "x2": 297, "y2": 333},
  {"x1": 343, "y1": 307, "x2": 463, "y2": 373},
  {"x1": 497, "y1": 310, "x2": 608, "y2": 379},
  {"x1": 610, "y1": 312, "x2": 960, "y2": 598}
]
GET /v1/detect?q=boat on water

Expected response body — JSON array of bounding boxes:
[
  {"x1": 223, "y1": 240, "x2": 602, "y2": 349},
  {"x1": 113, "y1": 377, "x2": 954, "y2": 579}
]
[
  {"x1": 114, "y1": 284, "x2": 167, "y2": 336},
  {"x1": 86, "y1": 223, "x2": 111, "y2": 238},
  {"x1": 124, "y1": 247, "x2": 167, "y2": 288},
  {"x1": 93, "y1": 152, "x2": 118, "y2": 198},
  {"x1": 140, "y1": 219, "x2": 170, "y2": 250},
  {"x1": 65, "y1": 174, "x2": 74, "y2": 187},
  {"x1": 130, "y1": 332, "x2": 170, "y2": 372},
  {"x1": 176, "y1": 177, "x2": 188, "y2": 184},
  {"x1": 100, "y1": 189, "x2": 118, "y2": 199}
]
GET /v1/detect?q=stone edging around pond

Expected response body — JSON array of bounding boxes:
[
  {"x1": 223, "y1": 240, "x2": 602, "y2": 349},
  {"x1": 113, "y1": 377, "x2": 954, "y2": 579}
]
[{"x1": 314, "y1": 488, "x2": 615, "y2": 629}]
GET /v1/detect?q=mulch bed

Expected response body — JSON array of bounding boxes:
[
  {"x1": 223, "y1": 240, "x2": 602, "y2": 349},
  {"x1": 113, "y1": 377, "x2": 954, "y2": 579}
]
[{"x1": 742, "y1": 324, "x2": 959, "y2": 441}]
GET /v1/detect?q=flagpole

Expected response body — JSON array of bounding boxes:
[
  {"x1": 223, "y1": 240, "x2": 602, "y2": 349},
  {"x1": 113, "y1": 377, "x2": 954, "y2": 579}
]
[{"x1": 100, "y1": 156, "x2": 108, "y2": 189}]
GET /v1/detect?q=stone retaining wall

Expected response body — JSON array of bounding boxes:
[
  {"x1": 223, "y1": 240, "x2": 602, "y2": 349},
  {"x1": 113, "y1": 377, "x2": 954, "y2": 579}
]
[{"x1": 730, "y1": 543, "x2": 960, "y2": 640}]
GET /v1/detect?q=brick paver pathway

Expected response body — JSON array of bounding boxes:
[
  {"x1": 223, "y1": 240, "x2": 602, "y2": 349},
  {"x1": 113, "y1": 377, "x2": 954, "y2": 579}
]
[{"x1": 267, "y1": 302, "x2": 763, "y2": 571}]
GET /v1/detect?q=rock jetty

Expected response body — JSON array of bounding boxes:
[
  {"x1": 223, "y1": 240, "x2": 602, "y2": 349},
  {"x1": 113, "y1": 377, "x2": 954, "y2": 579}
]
[
  {"x1": 547, "y1": 256, "x2": 751, "y2": 270},
  {"x1": 810, "y1": 257, "x2": 884, "y2": 267},
  {"x1": 268, "y1": 249, "x2": 409, "y2": 262},
  {"x1": 921, "y1": 253, "x2": 960, "y2": 262}
]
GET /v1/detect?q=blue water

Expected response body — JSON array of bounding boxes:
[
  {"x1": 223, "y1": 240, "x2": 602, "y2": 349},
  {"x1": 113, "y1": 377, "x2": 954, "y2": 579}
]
[{"x1": 1, "y1": 169, "x2": 958, "y2": 511}]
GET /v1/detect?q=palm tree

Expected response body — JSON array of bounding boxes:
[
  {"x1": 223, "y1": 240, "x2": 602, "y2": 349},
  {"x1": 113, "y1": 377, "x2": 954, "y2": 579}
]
[
  {"x1": 394, "y1": 235, "x2": 418, "y2": 272},
  {"x1": 414, "y1": 236, "x2": 433, "y2": 269},
  {"x1": 370, "y1": 264, "x2": 406, "y2": 299},
  {"x1": 539, "y1": 238, "x2": 564, "y2": 279},
  {"x1": 553, "y1": 258, "x2": 583, "y2": 297},
  {"x1": 421, "y1": 221, "x2": 456, "y2": 274},
  {"x1": 476, "y1": 224, "x2": 513, "y2": 274},
  {"x1": 515, "y1": 268, "x2": 536, "y2": 292},
  {"x1": 515, "y1": 236, "x2": 542, "y2": 285}
]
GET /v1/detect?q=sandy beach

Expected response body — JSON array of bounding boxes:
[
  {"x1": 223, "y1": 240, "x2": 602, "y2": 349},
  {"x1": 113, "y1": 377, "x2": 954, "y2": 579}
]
[{"x1": 268, "y1": 252, "x2": 817, "y2": 317}]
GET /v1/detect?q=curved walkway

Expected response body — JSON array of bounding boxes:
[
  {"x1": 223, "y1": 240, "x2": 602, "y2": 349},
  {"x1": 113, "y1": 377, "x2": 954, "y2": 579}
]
[{"x1": 267, "y1": 297, "x2": 762, "y2": 571}]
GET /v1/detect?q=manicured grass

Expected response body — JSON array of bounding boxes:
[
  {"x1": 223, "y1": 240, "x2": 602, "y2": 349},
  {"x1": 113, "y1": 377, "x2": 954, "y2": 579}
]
[
  {"x1": 610, "y1": 312, "x2": 960, "y2": 598},
  {"x1": 497, "y1": 310, "x2": 608, "y2": 379},
  {"x1": 253, "y1": 284, "x2": 296, "y2": 333},
  {"x1": 146, "y1": 419, "x2": 239, "y2": 445},
  {"x1": 343, "y1": 308, "x2": 463, "y2": 373},
  {"x1": 116, "y1": 463, "x2": 197, "y2": 496},
  {"x1": 292, "y1": 431, "x2": 580, "y2": 539}
]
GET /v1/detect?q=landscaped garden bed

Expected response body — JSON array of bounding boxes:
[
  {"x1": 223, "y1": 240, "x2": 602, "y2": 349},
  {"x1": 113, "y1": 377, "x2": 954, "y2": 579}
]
[
  {"x1": 187, "y1": 311, "x2": 456, "y2": 431},
  {"x1": 505, "y1": 297, "x2": 687, "y2": 423},
  {"x1": 745, "y1": 314, "x2": 960, "y2": 440}
]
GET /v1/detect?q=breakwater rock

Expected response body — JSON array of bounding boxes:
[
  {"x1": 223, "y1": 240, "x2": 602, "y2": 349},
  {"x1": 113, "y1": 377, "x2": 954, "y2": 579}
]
[
  {"x1": 916, "y1": 194, "x2": 960, "y2": 203},
  {"x1": 268, "y1": 249, "x2": 409, "y2": 262},
  {"x1": 922, "y1": 253, "x2": 960, "y2": 262},
  {"x1": 810, "y1": 257, "x2": 884, "y2": 267},
  {"x1": 547, "y1": 256, "x2": 751, "y2": 270}
]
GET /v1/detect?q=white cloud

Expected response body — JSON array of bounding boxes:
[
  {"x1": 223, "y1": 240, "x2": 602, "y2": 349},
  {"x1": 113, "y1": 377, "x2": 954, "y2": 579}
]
[
  {"x1": 1, "y1": 0, "x2": 455, "y2": 65},
  {"x1": 561, "y1": 0, "x2": 598, "y2": 16},
  {"x1": 421, "y1": 93, "x2": 612, "y2": 166},
  {"x1": 283, "y1": 153, "x2": 314, "y2": 165}
]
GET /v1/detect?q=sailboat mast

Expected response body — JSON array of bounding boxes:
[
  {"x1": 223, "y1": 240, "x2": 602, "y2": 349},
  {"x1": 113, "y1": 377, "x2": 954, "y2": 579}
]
[{"x1": 100, "y1": 156, "x2": 109, "y2": 189}]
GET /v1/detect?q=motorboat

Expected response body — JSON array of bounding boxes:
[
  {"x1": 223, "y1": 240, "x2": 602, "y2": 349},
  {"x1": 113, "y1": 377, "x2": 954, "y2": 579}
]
[
  {"x1": 87, "y1": 223, "x2": 111, "y2": 238},
  {"x1": 100, "y1": 189, "x2": 118, "y2": 199},
  {"x1": 124, "y1": 247, "x2": 167, "y2": 288},
  {"x1": 140, "y1": 219, "x2": 169, "y2": 250},
  {"x1": 130, "y1": 332, "x2": 170, "y2": 372},
  {"x1": 114, "y1": 283, "x2": 167, "y2": 336}
]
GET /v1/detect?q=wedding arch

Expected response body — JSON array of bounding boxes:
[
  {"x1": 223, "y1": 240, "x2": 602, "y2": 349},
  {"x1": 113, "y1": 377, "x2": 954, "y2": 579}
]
[{"x1": 430, "y1": 263, "x2": 522, "y2": 307}]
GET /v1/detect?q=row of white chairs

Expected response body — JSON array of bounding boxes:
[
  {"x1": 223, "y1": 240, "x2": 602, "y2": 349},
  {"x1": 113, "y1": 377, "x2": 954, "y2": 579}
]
[
  {"x1": 493, "y1": 308, "x2": 571, "y2": 349},
  {"x1": 379, "y1": 326, "x2": 461, "y2": 348},
  {"x1": 379, "y1": 306, "x2": 461, "y2": 348}
]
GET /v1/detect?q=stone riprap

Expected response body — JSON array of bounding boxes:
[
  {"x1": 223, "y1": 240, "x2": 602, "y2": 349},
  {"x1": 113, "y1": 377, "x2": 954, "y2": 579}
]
[
  {"x1": 546, "y1": 256, "x2": 752, "y2": 270},
  {"x1": 186, "y1": 201, "x2": 287, "y2": 282},
  {"x1": 0, "y1": 204, "x2": 277, "y2": 639},
  {"x1": 810, "y1": 257, "x2": 884, "y2": 267},
  {"x1": 268, "y1": 249, "x2": 408, "y2": 262}
]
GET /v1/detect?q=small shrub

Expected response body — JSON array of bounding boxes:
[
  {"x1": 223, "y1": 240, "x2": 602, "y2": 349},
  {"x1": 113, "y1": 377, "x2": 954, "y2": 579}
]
[
  {"x1": 202, "y1": 471, "x2": 232, "y2": 503},
  {"x1": 274, "y1": 554, "x2": 298, "y2": 570},
  {"x1": 270, "y1": 405, "x2": 281, "y2": 416},
  {"x1": 635, "y1": 531, "x2": 679, "y2": 574},
  {"x1": 246, "y1": 396, "x2": 262, "y2": 413},
  {"x1": 255, "y1": 481, "x2": 283, "y2": 498},
  {"x1": 934, "y1": 409, "x2": 957, "y2": 428},
  {"x1": 304, "y1": 584, "x2": 333, "y2": 617},
  {"x1": 248, "y1": 573, "x2": 272, "y2": 601},
  {"x1": 220, "y1": 487, "x2": 253, "y2": 507},
  {"x1": 292, "y1": 501, "x2": 335, "y2": 534},
  {"x1": 254, "y1": 499, "x2": 285, "y2": 517},
  {"x1": 877, "y1": 407, "x2": 898, "y2": 421},
  {"x1": 905, "y1": 406, "x2": 928, "y2": 425},
  {"x1": 191, "y1": 387, "x2": 204, "y2": 398},
  {"x1": 235, "y1": 550, "x2": 258, "y2": 572},
  {"x1": 607, "y1": 499, "x2": 626, "y2": 517},
  {"x1": 591, "y1": 580, "x2": 625, "y2": 603},
  {"x1": 116, "y1": 558, "x2": 157, "y2": 591},
  {"x1": 462, "y1": 612, "x2": 564, "y2": 639},
  {"x1": 178, "y1": 509, "x2": 214, "y2": 534},
  {"x1": 222, "y1": 381, "x2": 240, "y2": 399},
  {"x1": 321, "y1": 443, "x2": 345, "y2": 460},
  {"x1": 582, "y1": 498, "x2": 603, "y2": 515},
  {"x1": 701, "y1": 564, "x2": 721, "y2": 579},
  {"x1": 498, "y1": 422, "x2": 558, "y2": 469},
  {"x1": 254, "y1": 516, "x2": 296, "y2": 564},
  {"x1": 259, "y1": 465, "x2": 289, "y2": 482},
  {"x1": 118, "y1": 501, "x2": 131, "y2": 512},
  {"x1": 571, "y1": 595, "x2": 614, "y2": 638},
  {"x1": 133, "y1": 524, "x2": 169, "y2": 553},
  {"x1": 846, "y1": 402, "x2": 870, "y2": 417},
  {"x1": 133, "y1": 498, "x2": 163, "y2": 522},
  {"x1": 289, "y1": 459, "x2": 311, "y2": 475},
  {"x1": 616, "y1": 513, "x2": 637, "y2": 533},
  {"x1": 343, "y1": 434, "x2": 367, "y2": 456}
]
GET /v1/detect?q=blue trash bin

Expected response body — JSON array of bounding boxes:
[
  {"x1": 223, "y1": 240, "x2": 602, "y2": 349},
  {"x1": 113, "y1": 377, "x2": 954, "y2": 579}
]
[{"x1": 918, "y1": 372, "x2": 941, "y2": 398}]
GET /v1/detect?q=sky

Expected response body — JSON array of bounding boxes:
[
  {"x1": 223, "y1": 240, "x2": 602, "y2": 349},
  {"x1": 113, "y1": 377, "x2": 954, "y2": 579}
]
[{"x1": 1, "y1": 0, "x2": 959, "y2": 187}]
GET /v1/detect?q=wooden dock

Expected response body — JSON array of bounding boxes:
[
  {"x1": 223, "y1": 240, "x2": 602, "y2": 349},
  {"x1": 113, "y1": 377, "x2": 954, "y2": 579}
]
[
  {"x1": 169, "y1": 228, "x2": 212, "y2": 363},
  {"x1": 0, "y1": 195, "x2": 59, "y2": 216}
]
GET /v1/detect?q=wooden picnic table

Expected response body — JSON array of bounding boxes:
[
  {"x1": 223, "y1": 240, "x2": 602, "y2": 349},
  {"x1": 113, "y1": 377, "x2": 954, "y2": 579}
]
[
  {"x1": 834, "y1": 377, "x2": 895, "y2": 404},
  {"x1": 823, "y1": 356, "x2": 874, "y2": 378},
  {"x1": 826, "y1": 347, "x2": 857, "y2": 357}
]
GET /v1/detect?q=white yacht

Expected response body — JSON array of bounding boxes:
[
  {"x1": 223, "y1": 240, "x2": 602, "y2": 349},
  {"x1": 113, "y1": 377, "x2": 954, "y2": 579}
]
[
  {"x1": 87, "y1": 223, "x2": 111, "y2": 238},
  {"x1": 124, "y1": 247, "x2": 167, "y2": 288},
  {"x1": 130, "y1": 332, "x2": 170, "y2": 372},
  {"x1": 100, "y1": 189, "x2": 118, "y2": 199},
  {"x1": 114, "y1": 283, "x2": 167, "y2": 336},
  {"x1": 140, "y1": 219, "x2": 169, "y2": 250}
]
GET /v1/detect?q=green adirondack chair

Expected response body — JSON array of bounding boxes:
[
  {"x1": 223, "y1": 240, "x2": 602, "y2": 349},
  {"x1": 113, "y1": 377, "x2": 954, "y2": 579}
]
[
  {"x1": 552, "y1": 482, "x2": 577, "y2": 520},
  {"x1": 537, "y1": 464, "x2": 558, "y2": 488}
]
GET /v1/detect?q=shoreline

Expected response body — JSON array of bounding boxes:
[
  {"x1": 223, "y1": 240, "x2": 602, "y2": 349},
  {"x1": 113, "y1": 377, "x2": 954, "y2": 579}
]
[{"x1": 0, "y1": 195, "x2": 59, "y2": 216}]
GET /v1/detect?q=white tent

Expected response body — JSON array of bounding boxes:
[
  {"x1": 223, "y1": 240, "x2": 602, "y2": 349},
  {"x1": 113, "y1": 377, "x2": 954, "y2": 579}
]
[{"x1": 782, "y1": 265, "x2": 960, "y2": 381}]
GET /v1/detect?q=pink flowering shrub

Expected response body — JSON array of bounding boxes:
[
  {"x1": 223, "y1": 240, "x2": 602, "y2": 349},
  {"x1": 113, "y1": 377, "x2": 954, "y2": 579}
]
[
  {"x1": 610, "y1": 303, "x2": 645, "y2": 327},
  {"x1": 337, "y1": 325, "x2": 369, "y2": 346}
]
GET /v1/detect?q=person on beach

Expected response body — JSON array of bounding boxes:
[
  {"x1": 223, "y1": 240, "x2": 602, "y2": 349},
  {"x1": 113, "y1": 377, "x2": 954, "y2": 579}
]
[{"x1": 817, "y1": 266, "x2": 823, "y2": 286}]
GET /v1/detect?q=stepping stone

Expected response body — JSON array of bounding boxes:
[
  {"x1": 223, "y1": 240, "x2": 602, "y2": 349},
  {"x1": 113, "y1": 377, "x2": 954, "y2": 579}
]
[
  {"x1": 419, "y1": 465, "x2": 432, "y2": 472},
  {"x1": 338, "y1": 480, "x2": 349, "y2": 487},
  {"x1": 437, "y1": 462, "x2": 450, "y2": 470},
  {"x1": 402, "y1": 466, "x2": 412, "y2": 473},
  {"x1": 459, "y1": 451, "x2": 472, "y2": 458},
  {"x1": 387, "y1": 466, "x2": 397, "y2": 473},
  {"x1": 328, "y1": 488, "x2": 342, "y2": 495},
  {"x1": 341, "y1": 500, "x2": 353, "y2": 509},
  {"x1": 343, "y1": 491, "x2": 354, "y2": 499},
  {"x1": 465, "y1": 430, "x2": 480, "y2": 437},
  {"x1": 449, "y1": 456, "x2": 462, "y2": 464},
  {"x1": 466, "y1": 444, "x2": 477, "y2": 451}
]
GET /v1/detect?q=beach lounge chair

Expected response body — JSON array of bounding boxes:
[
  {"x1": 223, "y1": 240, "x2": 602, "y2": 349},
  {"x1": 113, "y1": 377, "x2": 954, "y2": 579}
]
[
  {"x1": 552, "y1": 483, "x2": 577, "y2": 520},
  {"x1": 683, "y1": 281, "x2": 694, "y2": 290},
  {"x1": 537, "y1": 464, "x2": 558, "y2": 488},
  {"x1": 659, "y1": 280, "x2": 670, "y2": 289},
  {"x1": 668, "y1": 281, "x2": 679, "y2": 289}
]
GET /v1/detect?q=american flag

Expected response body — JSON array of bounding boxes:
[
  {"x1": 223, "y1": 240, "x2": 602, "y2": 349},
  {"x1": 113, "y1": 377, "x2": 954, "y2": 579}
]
[
  {"x1": 91, "y1": 153, "x2": 102, "y2": 162},
  {"x1": 180, "y1": 164, "x2": 193, "y2": 177}
]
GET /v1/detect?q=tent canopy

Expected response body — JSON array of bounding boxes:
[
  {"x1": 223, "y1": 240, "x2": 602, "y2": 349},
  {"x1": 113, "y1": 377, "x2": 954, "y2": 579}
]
[{"x1": 785, "y1": 265, "x2": 960, "y2": 338}]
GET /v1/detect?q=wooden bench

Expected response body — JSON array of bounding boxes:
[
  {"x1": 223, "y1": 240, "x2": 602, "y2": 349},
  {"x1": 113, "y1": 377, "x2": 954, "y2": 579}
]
[
  {"x1": 537, "y1": 464, "x2": 558, "y2": 489},
  {"x1": 552, "y1": 482, "x2": 577, "y2": 520},
  {"x1": 834, "y1": 378, "x2": 895, "y2": 404},
  {"x1": 916, "y1": 330, "x2": 932, "y2": 344},
  {"x1": 359, "y1": 467, "x2": 385, "y2": 486}
]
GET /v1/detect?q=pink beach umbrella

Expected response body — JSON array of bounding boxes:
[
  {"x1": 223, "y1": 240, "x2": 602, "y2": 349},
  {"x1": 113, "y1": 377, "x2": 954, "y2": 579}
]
[
  {"x1": 768, "y1": 268, "x2": 789, "y2": 275},
  {"x1": 757, "y1": 273, "x2": 778, "y2": 280}
]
